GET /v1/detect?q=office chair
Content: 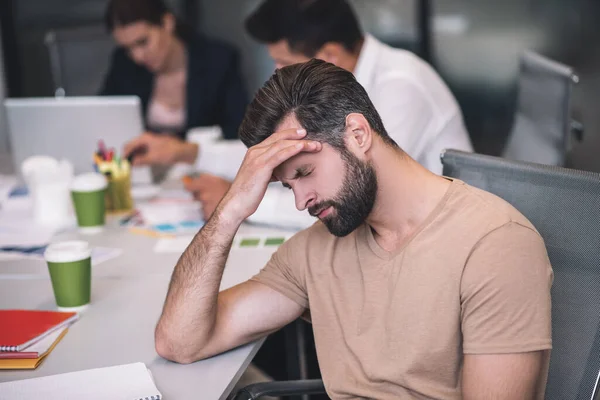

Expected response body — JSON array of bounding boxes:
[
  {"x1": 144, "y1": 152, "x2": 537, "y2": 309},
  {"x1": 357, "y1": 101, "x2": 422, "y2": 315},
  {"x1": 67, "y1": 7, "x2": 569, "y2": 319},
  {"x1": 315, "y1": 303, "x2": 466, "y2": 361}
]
[
  {"x1": 442, "y1": 149, "x2": 600, "y2": 400},
  {"x1": 45, "y1": 25, "x2": 115, "y2": 97},
  {"x1": 233, "y1": 150, "x2": 600, "y2": 400},
  {"x1": 503, "y1": 50, "x2": 583, "y2": 166}
]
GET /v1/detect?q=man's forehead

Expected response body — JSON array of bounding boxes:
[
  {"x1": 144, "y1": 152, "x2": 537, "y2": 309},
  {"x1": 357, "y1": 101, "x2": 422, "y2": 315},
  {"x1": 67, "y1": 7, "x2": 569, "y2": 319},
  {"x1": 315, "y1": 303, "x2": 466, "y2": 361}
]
[
  {"x1": 273, "y1": 154, "x2": 304, "y2": 180},
  {"x1": 273, "y1": 151, "x2": 317, "y2": 180}
]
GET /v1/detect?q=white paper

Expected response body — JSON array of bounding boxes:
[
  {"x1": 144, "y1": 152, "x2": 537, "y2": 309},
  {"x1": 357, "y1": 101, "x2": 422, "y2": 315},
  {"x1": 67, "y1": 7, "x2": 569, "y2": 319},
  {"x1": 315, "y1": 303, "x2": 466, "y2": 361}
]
[
  {"x1": 89, "y1": 247, "x2": 123, "y2": 266},
  {"x1": 0, "y1": 196, "x2": 71, "y2": 247},
  {"x1": 11, "y1": 326, "x2": 68, "y2": 355},
  {"x1": 0, "y1": 247, "x2": 122, "y2": 267},
  {"x1": 0, "y1": 225, "x2": 56, "y2": 248},
  {"x1": 136, "y1": 202, "x2": 202, "y2": 226},
  {"x1": 153, "y1": 233, "x2": 293, "y2": 253},
  {"x1": 154, "y1": 236, "x2": 195, "y2": 253},
  {"x1": 0, "y1": 362, "x2": 161, "y2": 400}
]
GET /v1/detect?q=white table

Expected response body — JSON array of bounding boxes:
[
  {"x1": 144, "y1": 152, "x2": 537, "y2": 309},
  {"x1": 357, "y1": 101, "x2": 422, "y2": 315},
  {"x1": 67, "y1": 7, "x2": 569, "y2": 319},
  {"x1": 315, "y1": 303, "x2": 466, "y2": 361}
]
[{"x1": 0, "y1": 214, "x2": 295, "y2": 399}]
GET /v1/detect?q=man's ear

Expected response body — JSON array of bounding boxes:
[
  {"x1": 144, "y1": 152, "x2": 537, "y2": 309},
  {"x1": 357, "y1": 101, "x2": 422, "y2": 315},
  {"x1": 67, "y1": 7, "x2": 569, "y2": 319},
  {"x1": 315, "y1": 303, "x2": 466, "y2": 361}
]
[{"x1": 344, "y1": 113, "x2": 373, "y2": 156}]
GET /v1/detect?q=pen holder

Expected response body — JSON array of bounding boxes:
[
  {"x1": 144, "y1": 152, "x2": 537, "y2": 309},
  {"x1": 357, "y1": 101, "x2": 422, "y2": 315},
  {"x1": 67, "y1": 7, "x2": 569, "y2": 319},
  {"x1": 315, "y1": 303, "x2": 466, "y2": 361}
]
[{"x1": 105, "y1": 173, "x2": 133, "y2": 212}]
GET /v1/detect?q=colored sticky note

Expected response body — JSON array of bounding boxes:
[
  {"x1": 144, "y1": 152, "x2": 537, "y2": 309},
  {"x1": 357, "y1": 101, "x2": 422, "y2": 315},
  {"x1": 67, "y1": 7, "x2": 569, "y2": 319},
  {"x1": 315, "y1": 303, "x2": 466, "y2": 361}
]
[
  {"x1": 264, "y1": 237, "x2": 286, "y2": 246},
  {"x1": 179, "y1": 220, "x2": 203, "y2": 229},
  {"x1": 240, "y1": 238, "x2": 261, "y2": 248},
  {"x1": 153, "y1": 224, "x2": 177, "y2": 232}
]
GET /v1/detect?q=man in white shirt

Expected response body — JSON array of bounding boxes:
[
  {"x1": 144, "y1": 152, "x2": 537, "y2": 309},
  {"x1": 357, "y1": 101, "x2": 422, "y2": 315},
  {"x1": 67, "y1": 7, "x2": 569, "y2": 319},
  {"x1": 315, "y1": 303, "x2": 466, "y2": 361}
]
[{"x1": 123, "y1": 0, "x2": 472, "y2": 228}]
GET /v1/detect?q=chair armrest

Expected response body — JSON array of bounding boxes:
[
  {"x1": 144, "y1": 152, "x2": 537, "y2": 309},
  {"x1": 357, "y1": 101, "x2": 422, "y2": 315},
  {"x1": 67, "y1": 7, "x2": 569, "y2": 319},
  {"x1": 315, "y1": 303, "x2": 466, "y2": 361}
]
[
  {"x1": 571, "y1": 119, "x2": 584, "y2": 141},
  {"x1": 232, "y1": 379, "x2": 326, "y2": 399}
]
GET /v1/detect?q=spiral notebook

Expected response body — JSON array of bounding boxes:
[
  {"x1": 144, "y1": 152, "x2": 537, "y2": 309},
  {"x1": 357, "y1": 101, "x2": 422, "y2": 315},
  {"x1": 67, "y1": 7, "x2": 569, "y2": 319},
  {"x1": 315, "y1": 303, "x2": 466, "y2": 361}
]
[
  {"x1": 0, "y1": 327, "x2": 68, "y2": 369},
  {"x1": 0, "y1": 310, "x2": 77, "y2": 352},
  {"x1": 0, "y1": 362, "x2": 162, "y2": 399}
]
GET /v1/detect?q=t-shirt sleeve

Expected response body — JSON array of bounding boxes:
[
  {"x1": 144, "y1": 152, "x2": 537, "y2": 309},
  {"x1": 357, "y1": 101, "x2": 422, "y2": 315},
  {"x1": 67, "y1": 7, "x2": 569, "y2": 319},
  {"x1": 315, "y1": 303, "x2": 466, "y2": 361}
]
[
  {"x1": 251, "y1": 230, "x2": 310, "y2": 309},
  {"x1": 461, "y1": 221, "x2": 553, "y2": 354}
]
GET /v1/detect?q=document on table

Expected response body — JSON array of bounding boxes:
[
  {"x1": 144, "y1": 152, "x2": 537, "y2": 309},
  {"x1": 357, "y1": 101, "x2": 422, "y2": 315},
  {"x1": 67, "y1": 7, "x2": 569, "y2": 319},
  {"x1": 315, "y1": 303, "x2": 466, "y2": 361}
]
[
  {"x1": 154, "y1": 232, "x2": 294, "y2": 253},
  {"x1": 0, "y1": 195, "x2": 63, "y2": 247},
  {"x1": 0, "y1": 246, "x2": 122, "y2": 266},
  {"x1": 0, "y1": 362, "x2": 162, "y2": 399},
  {"x1": 0, "y1": 225, "x2": 55, "y2": 248}
]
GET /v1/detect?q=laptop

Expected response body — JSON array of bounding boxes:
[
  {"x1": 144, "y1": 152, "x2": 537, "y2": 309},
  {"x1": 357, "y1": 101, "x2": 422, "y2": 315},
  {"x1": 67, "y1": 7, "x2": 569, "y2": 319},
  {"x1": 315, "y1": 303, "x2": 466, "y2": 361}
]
[{"x1": 5, "y1": 96, "x2": 150, "y2": 182}]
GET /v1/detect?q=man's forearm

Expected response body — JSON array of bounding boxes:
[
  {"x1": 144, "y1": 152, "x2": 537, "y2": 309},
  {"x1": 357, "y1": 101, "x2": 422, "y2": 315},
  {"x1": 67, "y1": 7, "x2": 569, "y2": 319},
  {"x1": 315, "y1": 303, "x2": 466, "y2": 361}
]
[{"x1": 155, "y1": 207, "x2": 241, "y2": 362}]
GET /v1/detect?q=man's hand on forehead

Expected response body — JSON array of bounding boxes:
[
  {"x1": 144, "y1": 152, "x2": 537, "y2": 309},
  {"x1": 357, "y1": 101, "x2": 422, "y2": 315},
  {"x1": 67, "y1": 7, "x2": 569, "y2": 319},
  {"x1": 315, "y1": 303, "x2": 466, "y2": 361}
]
[{"x1": 216, "y1": 128, "x2": 322, "y2": 224}]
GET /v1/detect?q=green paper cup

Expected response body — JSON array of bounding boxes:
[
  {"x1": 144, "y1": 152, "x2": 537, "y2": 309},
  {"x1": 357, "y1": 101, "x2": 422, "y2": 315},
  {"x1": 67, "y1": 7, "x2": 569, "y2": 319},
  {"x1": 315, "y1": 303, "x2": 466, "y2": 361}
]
[
  {"x1": 71, "y1": 173, "x2": 108, "y2": 234},
  {"x1": 44, "y1": 241, "x2": 92, "y2": 312}
]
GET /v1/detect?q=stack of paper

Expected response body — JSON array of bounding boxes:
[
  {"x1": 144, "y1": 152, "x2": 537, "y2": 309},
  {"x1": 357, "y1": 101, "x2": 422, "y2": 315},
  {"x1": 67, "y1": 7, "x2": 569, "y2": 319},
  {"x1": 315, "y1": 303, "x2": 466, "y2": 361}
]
[
  {"x1": 0, "y1": 310, "x2": 78, "y2": 369},
  {"x1": 0, "y1": 327, "x2": 68, "y2": 369},
  {"x1": 0, "y1": 362, "x2": 162, "y2": 399}
]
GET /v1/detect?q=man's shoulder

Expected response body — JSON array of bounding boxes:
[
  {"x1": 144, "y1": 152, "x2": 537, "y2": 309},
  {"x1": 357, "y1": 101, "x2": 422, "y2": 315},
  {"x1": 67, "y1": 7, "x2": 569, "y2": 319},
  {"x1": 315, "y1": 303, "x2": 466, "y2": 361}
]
[
  {"x1": 450, "y1": 180, "x2": 540, "y2": 239},
  {"x1": 369, "y1": 36, "x2": 432, "y2": 78}
]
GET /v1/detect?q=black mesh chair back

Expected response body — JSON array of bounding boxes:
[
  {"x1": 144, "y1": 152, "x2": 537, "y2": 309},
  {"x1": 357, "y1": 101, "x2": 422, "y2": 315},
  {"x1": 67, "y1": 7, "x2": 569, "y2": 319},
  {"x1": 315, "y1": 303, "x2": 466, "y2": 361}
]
[
  {"x1": 441, "y1": 149, "x2": 600, "y2": 400},
  {"x1": 45, "y1": 25, "x2": 115, "y2": 97},
  {"x1": 503, "y1": 51, "x2": 578, "y2": 166}
]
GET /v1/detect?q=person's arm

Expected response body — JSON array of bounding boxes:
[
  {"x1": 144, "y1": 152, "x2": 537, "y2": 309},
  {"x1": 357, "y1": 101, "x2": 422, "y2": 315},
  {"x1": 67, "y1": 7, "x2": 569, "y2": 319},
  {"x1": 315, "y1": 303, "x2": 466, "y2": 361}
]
[
  {"x1": 155, "y1": 128, "x2": 322, "y2": 363},
  {"x1": 155, "y1": 209, "x2": 304, "y2": 363},
  {"x1": 460, "y1": 222, "x2": 553, "y2": 399},
  {"x1": 123, "y1": 133, "x2": 198, "y2": 166},
  {"x1": 183, "y1": 173, "x2": 315, "y2": 228},
  {"x1": 462, "y1": 352, "x2": 548, "y2": 400}
]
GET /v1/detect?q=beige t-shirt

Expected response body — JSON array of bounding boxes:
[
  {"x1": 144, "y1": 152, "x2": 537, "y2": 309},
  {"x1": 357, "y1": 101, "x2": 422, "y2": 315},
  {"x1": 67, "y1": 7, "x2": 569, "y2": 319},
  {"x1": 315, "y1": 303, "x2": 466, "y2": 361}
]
[{"x1": 252, "y1": 180, "x2": 553, "y2": 399}]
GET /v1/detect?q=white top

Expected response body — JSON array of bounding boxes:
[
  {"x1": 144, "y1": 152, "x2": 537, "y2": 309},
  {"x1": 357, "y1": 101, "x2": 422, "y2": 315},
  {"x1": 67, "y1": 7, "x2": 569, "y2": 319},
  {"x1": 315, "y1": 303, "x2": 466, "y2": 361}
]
[
  {"x1": 353, "y1": 34, "x2": 473, "y2": 174},
  {"x1": 147, "y1": 98, "x2": 186, "y2": 133},
  {"x1": 189, "y1": 35, "x2": 473, "y2": 229}
]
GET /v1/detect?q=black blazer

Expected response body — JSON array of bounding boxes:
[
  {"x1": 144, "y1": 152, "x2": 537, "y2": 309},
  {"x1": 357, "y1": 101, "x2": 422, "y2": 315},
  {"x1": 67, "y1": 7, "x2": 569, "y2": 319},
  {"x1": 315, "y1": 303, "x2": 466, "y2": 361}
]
[{"x1": 100, "y1": 34, "x2": 248, "y2": 140}]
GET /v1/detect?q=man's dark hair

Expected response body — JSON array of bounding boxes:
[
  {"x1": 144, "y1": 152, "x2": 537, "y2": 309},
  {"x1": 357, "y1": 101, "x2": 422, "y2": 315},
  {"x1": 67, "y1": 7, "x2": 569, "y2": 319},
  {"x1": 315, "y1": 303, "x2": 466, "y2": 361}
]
[
  {"x1": 238, "y1": 59, "x2": 397, "y2": 150},
  {"x1": 245, "y1": 0, "x2": 363, "y2": 57},
  {"x1": 104, "y1": 0, "x2": 191, "y2": 41}
]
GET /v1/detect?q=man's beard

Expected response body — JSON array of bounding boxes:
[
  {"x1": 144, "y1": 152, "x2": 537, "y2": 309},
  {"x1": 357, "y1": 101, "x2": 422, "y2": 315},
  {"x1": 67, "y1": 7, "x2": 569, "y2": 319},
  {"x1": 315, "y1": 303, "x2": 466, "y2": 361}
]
[{"x1": 308, "y1": 151, "x2": 378, "y2": 237}]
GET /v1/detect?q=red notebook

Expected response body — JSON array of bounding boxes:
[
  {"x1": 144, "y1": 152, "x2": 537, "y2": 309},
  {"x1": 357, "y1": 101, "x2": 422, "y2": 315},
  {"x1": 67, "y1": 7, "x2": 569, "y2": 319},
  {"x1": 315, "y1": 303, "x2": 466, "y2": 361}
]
[{"x1": 0, "y1": 310, "x2": 78, "y2": 352}]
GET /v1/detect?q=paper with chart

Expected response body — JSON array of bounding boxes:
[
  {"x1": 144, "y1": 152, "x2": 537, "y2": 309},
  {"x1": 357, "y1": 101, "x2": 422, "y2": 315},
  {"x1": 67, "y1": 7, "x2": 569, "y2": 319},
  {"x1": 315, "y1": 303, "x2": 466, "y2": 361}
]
[
  {"x1": 0, "y1": 362, "x2": 161, "y2": 400},
  {"x1": 154, "y1": 232, "x2": 294, "y2": 253},
  {"x1": 125, "y1": 188, "x2": 205, "y2": 235}
]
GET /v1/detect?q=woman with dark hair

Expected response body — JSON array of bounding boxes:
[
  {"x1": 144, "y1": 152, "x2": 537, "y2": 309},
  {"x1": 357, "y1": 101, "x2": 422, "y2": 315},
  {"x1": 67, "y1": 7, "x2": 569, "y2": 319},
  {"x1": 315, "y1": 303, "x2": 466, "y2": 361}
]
[{"x1": 101, "y1": 0, "x2": 247, "y2": 140}]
